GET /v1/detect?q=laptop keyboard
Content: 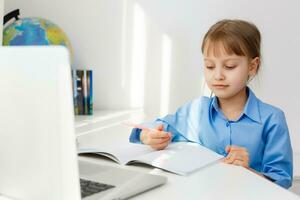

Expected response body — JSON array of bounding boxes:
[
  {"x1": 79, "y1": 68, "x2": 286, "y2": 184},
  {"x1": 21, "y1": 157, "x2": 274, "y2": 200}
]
[{"x1": 80, "y1": 178, "x2": 115, "y2": 198}]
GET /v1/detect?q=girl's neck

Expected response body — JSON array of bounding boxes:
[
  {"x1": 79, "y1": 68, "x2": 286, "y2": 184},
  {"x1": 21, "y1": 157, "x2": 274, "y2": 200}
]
[{"x1": 217, "y1": 87, "x2": 248, "y2": 121}]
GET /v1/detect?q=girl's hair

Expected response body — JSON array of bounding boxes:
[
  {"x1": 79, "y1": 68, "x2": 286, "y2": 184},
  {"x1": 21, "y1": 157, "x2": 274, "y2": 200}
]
[{"x1": 201, "y1": 19, "x2": 261, "y2": 71}]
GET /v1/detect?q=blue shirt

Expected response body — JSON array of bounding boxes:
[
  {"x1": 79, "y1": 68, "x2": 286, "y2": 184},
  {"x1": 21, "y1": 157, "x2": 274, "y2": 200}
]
[{"x1": 129, "y1": 88, "x2": 293, "y2": 189}]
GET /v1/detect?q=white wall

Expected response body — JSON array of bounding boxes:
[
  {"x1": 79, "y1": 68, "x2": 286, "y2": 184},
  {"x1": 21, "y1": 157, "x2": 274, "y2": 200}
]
[
  {"x1": 5, "y1": 0, "x2": 131, "y2": 110},
  {"x1": 5, "y1": 0, "x2": 300, "y2": 153}
]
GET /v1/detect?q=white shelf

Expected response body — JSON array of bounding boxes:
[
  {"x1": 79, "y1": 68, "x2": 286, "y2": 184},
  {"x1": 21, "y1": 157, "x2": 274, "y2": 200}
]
[
  {"x1": 74, "y1": 108, "x2": 144, "y2": 137},
  {"x1": 75, "y1": 109, "x2": 138, "y2": 126}
]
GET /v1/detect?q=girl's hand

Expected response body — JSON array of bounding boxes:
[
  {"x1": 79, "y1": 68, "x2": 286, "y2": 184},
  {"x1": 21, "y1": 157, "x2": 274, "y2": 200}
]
[
  {"x1": 140, "y1": 124, "x2": 172, "y2": 150},
  {"x1": 222, "y1": 145, "x2": 249, "y2": 168}
]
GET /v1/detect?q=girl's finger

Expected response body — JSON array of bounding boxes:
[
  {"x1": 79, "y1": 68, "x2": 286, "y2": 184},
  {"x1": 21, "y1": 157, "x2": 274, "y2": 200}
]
[
  {"x1": 233, "y1": 150, "x2": 249, "y2": 161},
  {"x1": 229, "y1": 146, "x2": 247, "y2": 153},
  {"x1": 226, "y1": 148, "x2": 249, "y2": 158},
  {"x1": 232, "y1": 159, "x2": 248, "y2": 167},
  {"x1": 150, "y1": 131, "x2": 171, "y2": 139},
  {"x1": 233, "y1": 153, "x2": 246, "y2": 161},
  {"x1": 228, "y1": 147, "x2": 247, "y2": 153},
  {"x1": 148, "y1": 136, "x2": 171, "y2": 145},
  {"x1": 155, "y1": 124, "x2": 164, "y2": 131},
  {"x1": 224, "y1": 151, "x2": 249, "y2": 166},
  {"x1": 224, "y1": 151, "x2": 237, "y2": 164},
  {"x1": 226, "y1": 151, "x2": 246, "y2": 163}
]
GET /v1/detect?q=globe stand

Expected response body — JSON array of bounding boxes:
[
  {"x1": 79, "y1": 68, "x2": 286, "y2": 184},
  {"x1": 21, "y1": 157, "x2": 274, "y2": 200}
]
[{"x1": 3, "y1": 9, "x2": 20, "y2": 25}]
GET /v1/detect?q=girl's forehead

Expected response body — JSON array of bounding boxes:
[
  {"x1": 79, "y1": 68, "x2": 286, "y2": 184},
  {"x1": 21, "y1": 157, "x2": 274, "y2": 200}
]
[{"x1": 203, "y1": 40, "x2": 247, "y2": 61}]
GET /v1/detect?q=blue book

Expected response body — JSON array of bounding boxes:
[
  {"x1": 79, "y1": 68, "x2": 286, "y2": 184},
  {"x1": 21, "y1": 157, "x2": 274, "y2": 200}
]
[
  {"x1": 87, "y1": 70, "x2": 93, "y2": 115},
  {"x1": 71, "y1": 69, "x2": 79, "y2": 115},
  {"x1": 72, "y1": 69, "x2": 93, "y2": 115}
]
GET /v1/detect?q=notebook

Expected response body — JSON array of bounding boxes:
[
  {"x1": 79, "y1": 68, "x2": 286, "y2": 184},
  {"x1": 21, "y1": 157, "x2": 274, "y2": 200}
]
[
  {"x1": 0, "y1": 46, "x2": 167, "y2": 200},
  {"x1": 79, "y1": 141, "x2": 223, "y2": 175}
]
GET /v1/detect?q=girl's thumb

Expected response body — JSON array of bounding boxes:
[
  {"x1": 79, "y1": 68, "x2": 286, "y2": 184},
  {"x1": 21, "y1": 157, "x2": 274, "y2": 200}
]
[
  {"x1": 226, "y1": 145, "x2": 231, "y2": 153},
  {"x1": 156, "y1": 124, "x2": 164, "y2": 131}
]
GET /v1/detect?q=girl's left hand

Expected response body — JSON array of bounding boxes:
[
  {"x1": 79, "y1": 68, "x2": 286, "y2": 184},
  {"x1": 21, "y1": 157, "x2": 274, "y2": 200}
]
[{"x1": 222, "y1": 145, "x2": 249, "y2": 168}]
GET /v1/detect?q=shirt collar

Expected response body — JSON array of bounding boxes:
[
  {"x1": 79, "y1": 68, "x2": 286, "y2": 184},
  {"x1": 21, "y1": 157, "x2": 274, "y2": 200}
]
[
  {"x1": 211, "y1": 96, "x2": 220, "y2": 113},
  {"x1": 210, "y1": 96, "x2": 222, "y2": 119},
  {"x1": 243, "y1": 87, "x2": 261, "y2": 123},
  {"x1": 209, "y1": 87, "x2": 261, "y2": 123}
]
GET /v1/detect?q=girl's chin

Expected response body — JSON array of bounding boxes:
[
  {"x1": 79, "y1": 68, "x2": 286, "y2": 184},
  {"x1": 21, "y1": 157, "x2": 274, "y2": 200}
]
[{"x1": 213, "y1": 90, "x2": 233, "y2": 99}]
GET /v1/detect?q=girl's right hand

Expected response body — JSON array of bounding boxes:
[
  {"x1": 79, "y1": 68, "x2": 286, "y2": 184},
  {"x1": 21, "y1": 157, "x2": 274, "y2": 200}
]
[{"x1": 140, "y1": 124, "x2": 172, "y2": 150}]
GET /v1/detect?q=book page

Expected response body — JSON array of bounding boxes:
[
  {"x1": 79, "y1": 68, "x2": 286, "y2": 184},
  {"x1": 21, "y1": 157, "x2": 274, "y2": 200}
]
[
  {"x1": 130, "y1": 142, "x2": 223, "y2": 175},
  {"x1": 78, "y1": 142, "x2": 154, "y2": 165}
]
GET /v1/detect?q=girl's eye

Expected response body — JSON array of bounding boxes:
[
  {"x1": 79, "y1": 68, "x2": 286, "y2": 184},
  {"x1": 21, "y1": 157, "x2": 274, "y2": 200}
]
[
  {"x1": 206, "y1": 66, "x2": 214, "y2": 70},
  {"x1": 225, "y1": 65, "x2": 236, "y2": 70}
]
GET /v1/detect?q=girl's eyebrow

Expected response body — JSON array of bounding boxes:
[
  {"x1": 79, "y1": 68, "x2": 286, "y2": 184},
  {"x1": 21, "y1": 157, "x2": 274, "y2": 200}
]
[
  {"x1": 223, "y1": 58, "x2": 240, "y2": 61},
  {"x1": 204, "y1": 57, "x2": 241, "y2": 62}
]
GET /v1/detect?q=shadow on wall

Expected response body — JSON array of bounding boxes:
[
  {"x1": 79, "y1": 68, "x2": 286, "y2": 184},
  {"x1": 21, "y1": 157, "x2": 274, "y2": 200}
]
[{"x1": 290, "y1": 177, "x2": 300, "y2": 196}]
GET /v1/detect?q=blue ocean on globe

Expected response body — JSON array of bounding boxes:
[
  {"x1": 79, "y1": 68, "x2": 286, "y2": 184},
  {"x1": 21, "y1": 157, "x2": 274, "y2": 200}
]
[{"x1": 3, "y1": 17, "x2": 73, "y2": 59}]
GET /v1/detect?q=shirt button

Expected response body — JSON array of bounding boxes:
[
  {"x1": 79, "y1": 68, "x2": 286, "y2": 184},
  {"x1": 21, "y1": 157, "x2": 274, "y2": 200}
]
[{"x1": 226, "y1": 121, "x2": 230, "y2": 127}]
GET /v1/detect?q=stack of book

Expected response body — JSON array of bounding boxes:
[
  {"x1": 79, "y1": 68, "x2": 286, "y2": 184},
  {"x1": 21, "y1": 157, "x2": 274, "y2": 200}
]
[{"x1": 71, "y1": 69, "x2": 93, "y2": 115}]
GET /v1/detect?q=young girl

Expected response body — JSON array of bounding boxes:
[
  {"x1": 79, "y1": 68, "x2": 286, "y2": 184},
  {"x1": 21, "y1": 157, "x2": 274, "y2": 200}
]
[{"x1": 129, "y1": 19, "x2": 293, "y2": 189}]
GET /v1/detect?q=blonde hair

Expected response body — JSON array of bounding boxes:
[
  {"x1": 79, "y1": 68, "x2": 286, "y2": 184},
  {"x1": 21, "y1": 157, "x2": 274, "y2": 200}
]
[{"x1": 201, "y1": 19, "x2": 261, "y2": 71}]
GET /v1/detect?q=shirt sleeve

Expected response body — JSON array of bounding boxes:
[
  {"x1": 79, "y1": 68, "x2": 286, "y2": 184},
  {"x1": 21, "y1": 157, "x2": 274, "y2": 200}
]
[
  {"x1": 129, "y1": 98, "x2": 205, "y2": 144},
  {"x1": 261, "y1": 110, "x2": 293, "y2": 189}
]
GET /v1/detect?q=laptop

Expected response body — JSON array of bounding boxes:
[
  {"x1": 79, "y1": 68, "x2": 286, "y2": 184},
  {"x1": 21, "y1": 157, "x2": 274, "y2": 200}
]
[{"x1": 0, "y1": 46, "x2": 167, "y2": 200}]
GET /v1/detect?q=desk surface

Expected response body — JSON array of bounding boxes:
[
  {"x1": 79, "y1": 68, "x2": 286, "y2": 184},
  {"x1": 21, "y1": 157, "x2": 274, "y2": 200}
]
[{"x1": 76, "y1": 110, "x2": 300, "y2": 200}]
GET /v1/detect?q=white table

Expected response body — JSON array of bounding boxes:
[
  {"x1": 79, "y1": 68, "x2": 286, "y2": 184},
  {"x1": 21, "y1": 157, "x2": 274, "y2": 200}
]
[{"x1": 76, "y1": 110, "x2": 300, "y2": 200}]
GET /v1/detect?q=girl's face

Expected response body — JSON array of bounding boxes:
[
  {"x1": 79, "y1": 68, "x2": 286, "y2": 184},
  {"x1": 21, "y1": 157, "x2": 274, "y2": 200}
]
[{"x1": 203, "y1": 45, "x2": 258, "y2": 100}]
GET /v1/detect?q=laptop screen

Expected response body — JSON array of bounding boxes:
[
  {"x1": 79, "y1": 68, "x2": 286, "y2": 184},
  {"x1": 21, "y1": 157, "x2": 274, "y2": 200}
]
[{"x1": 0, "y1": 46, "x2": 81, "y2": 200}]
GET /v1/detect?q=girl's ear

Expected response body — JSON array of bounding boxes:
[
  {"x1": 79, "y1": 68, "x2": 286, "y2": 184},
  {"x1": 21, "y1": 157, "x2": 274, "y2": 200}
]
[{"x1": 249, "y1": 57, "x2": 259, "y2": 76}]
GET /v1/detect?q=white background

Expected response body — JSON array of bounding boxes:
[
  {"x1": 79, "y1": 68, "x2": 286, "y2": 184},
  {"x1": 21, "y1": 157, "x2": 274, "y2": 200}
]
[{"x1": 4, "y1": 0, "x2": 300, "y2": 153}]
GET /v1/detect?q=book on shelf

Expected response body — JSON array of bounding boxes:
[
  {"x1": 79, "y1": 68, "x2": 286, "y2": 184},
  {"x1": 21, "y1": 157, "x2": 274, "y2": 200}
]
[
  {"x1": 71, "y1": 69, "x2": 93, "y2": 115},
  {"x1": 78, "y1": 142, "x2": 223, "y2": 175}
]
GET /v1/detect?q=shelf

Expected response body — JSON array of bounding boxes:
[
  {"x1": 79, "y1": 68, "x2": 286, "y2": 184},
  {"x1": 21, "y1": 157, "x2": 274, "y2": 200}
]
[{"x1": 74, "y1": 108, "x2": 144, "y2": 136}]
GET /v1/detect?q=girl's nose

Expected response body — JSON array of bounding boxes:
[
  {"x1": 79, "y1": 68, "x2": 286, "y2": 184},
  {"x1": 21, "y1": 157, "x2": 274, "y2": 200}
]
[{"x1": 214, "y1": 68, "x2": 225, "y2": 80}]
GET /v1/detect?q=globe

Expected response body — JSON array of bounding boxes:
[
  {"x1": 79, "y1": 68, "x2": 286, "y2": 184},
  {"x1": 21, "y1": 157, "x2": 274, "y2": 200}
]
[{"x1": 3, "y1": 17, "x2": 73, "y2": 62}]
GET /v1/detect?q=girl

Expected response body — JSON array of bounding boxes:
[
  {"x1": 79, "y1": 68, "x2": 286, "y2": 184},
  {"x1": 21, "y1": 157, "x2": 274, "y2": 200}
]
[{"x1": 129, "y1": 19, "x2": 293, "y2": 189}]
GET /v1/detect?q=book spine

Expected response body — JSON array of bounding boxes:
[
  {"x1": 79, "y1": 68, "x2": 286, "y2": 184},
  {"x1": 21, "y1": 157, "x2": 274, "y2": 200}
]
[
  {"x1": 72, "y1": 69, "x2": 79, "y2": 115},
  {"x1": 83, "y1": 70, "x2": 88, "y2": 115},
  {"x1": 72, "y1": 69, "x2": 93, "y2": 115},
  {"x1": 87, "y1": 70, "x2": 93, "y2": 115},
  {"x1": 76, "y1": 70, "x2": 84, "y2": 115}
]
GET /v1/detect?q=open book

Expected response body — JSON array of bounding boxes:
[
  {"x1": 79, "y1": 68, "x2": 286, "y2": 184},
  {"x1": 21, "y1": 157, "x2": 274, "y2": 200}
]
[{"x1": 78, "y1": 142, "x2": 223, "y2": 175}]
